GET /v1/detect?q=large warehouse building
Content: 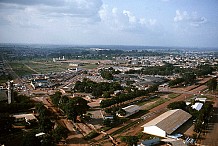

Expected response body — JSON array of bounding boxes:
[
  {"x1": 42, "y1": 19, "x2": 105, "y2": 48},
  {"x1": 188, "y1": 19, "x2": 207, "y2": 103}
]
[{"x1": 142, "y1": 109, "x2": 192, "y2": 138}]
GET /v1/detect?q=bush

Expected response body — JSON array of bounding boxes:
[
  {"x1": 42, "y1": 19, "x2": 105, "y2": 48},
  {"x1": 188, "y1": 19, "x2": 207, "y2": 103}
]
[{"x1": 83, "y1": 131, "x2": 99, "y2": 140}]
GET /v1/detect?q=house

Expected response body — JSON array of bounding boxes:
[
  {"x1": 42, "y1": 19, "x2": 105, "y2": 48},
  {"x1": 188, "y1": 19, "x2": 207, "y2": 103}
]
[
  {"x1": 191, "y1": 102, "x2": 203, "y2": 111},
  {"x1": 31, "y1": 79, "x2": 50, "y2": 89},
  {"x1": 117, "y1": 105, "x2": 140, "y2": 118},
  {"x1": 195, "y1": 97, "x2": 207, "y2": 103},
  {"x1": 142, "y1": 109, "x2": 192, "y2": 138},
  {"x1": 13, "y1": 114, "x2": 38, "y2": 123},
  {"x1": 138, "y1": 138, "x2": 160, "y2": 146}
]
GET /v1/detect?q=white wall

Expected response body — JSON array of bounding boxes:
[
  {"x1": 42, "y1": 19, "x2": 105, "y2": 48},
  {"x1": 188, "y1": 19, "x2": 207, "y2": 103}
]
[{"x1": 143, "y1": 126, "x2": 166, "y2": 137}]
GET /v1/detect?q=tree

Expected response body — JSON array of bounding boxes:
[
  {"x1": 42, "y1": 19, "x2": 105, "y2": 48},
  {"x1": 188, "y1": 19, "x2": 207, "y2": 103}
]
[
  {"x1": 182, "y1": 72, "x2": 196, "y2": 85},
  {"x1": 167, "y1": 101, "x2": 187, "y2": 111},
  {"x1": 64, "y1": 97, "x2": 90, "y2": 122},
  {"x1": 0, "y1": 113, "x2": 15, "y2": 135},
  {"x1": 100, "y1": 70, "x2": 113, "y2": 80},
  {"x1": 117, "y1": 108, "x2": 126, "y2": 117},
  {"x1": 120, "y1": 136, "x2": 139, "y2": 146},
  {"x1": 207, "y1": 78, "x2": 217, "y2": 91},
  {"x1": 22, "y1": 130, "x2": 41, "y2": 146},
  {"x1": 39, "y1": 118, "x2": 54, "y2": 133},
  {"x1": 52, "y1": 125, "x2": 69, "y2": 143}
]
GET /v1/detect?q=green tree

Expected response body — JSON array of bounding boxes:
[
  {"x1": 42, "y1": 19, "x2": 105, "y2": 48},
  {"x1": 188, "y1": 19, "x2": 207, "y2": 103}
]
[
  {"x1": 22, "y1": 130, "x2": 41, "y2": 146},
  {"x1": 0, "y1": 113, "x2": 15, "y2": 135},
  {"x1": 39, "y1": 118, "x2": 54, "y2": 133},
  {"x1": 120, "y1": 136, "x2": 139, "y2": 146},
  {"x1": 101, "y1": 70, "x2": 113, "y2": 80},
  {"x1": 52, "y1": 125, "x2": 69, "y2": 143},
  {"x1": 117, "y1": 108, "x2": 126, "y2": 117},
  {"x1": 207, "y1": 78, "x2": 217, "y2": 91},
  {"x1": 64, "y1": 97, "x2": 90, "y2": 122},
  {"x1": 167, "y1": 101, "x2": 187, "y2": 111},
  {"x1": 182, "y1": 72, "x2": 196, "y2": 85}
]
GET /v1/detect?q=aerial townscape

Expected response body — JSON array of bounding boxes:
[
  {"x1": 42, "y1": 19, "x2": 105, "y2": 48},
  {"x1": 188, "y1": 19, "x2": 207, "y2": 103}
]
[
  {"x1": 0, "y1": 0, "x2": 218, "y2": 146},
  {"x1": 0, "y1": 45, "x2": 218, "y2": 146}
]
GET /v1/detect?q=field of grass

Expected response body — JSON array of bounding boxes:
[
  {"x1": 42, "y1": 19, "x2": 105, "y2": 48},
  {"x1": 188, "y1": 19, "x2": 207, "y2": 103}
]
[
  {"x1": 81, "y1": 64, "x2": 99, "y2": 69},
  {"x1": 146, "y1": 98, "x2": 169, "y2": 110},
  {"x1": 168, "y1": 93, "x2": 180, "y2": 99},
  {"x1": 25, "y1": 61, "x2": 68, "y2": 74},
  {"x1": 10, "y1": 60, "x2": 72, "y2": 74},
  {"x1": 9, "y1": 62, "x2": 36, "y2": 77}
]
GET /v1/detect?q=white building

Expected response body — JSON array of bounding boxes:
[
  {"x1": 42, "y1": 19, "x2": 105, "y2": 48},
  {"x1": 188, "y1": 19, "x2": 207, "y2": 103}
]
[
  {"x1": 117, "y1": 105, "x2": 140, "y2": 118},
  {"x1": 142, "y1": 109, "x2": 192, "y2": 138},
  {"x1": 191, "y1": 102, "x2": 203, "y2": 111},
  {"x1": 13, "y1": 114, "x2": 38, "y2": 124}
]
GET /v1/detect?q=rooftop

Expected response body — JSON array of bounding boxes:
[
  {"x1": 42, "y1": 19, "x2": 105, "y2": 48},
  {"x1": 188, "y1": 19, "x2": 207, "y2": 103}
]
[{"x1": 142, "y1": 109, "x2": 192, "y2": 134}]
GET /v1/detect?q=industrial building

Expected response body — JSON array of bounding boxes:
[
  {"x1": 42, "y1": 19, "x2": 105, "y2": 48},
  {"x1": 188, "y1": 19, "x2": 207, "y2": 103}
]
[
  {"x1": 142, "y1": 109, "x2": 192, "y2": 138},
  {"x1": 117, "y1": 105, "x2": 140, "y2": 118}
]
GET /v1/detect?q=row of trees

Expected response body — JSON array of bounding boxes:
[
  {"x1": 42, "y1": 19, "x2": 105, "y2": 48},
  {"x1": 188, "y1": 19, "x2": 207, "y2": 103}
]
[
  {"x1": 169, "y1": 72, "x2": 197, "y2": 87},
  {"x1": 73, "y1": 78, "x2": 122, "y2": 97},
  {"x1": 0, "y1": 91, "x2": 35, "y2": 113},
  {"x1": 100, "y1": 85, "x2": 158, "y2": 108},
  {"x1": 207, "y1": 78, "x2": 217, "y2": 91}
]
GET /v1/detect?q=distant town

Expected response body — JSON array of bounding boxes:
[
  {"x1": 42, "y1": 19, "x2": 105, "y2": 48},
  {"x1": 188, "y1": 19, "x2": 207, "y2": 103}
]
[{"x1": 0, "y1": 44, "x2": 218, "y2": 146}]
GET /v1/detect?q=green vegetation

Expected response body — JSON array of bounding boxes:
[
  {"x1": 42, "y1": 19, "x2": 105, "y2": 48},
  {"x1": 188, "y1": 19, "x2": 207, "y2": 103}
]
[
  {"x1": 0, "y1": 74, "x2": 12, "y2": 83},
  {"x1": 0, "y1": 92, "x2": 35, "y2": 113},
  {"x1": 50, "y1": 92, "x2": 90, "y2": 122},
  {"x1": 83, "y1": 130, "x2": 99, "y2": 140},
  {"x1": 169, "y1": 78, "x2": 184, "y2": 87},
  {"x1": 82, "y1": 64, "x2": 98, "y2": 69},
  {"x1": 100, "y1": 84, "x2": 158, "y2": 108},
  {"x1": 120, "y1": 136, "x2": 139, "y2": 146},
  {"x1": 146, "y1": 98, "x2": 169, "y2": 110},
  {"x1": 168, "y1": 93, "x2": 180, "y2": 99},
  {"x1": 73, "y1": 78, "x2": 122, "y2": 97},
  {"x1": 167, "y1": 101, "x2": 187, "y2": 111},
  {"x1": 111, "y1": 119, "x2": 141, "y2": 136},
  {"x1": 9, "y1": 62, "x2": 36, "y2": 76},
  {"x1": 100, "y1": 69, "x2": 113, "y2": 80},
  {"x1": 207, "y1": 78, "x2": 217, "y2": 91}
]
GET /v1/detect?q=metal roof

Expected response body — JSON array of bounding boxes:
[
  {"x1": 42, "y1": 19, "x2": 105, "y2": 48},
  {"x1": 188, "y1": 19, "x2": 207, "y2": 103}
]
[
  {"x1": 191, "y1": 102, "x2": 203, "y2": 111},
  {"x1": 122, "y1": 105, "x2": 140, "y2": 113},
  {"x1": 142, "y1": 109, "x2": 192, "y2": 134}
]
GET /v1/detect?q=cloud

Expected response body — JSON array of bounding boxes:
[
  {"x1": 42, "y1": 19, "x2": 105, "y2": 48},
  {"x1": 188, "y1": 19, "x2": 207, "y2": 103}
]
[
  {"x1": 0, "y1": 0, "x2": 103, "y2": 27},
  {"x1": 99, "y1": 5, "x2": 156, "y2": 32},
  {"x1": 174, "y1": 10, "x2": 207, "y2": 26}
]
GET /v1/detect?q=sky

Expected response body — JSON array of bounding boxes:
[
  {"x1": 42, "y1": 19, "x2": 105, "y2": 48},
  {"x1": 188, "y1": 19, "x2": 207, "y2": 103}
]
[{"x1": 0, "y1": 0, "x2": 218, "y2": 48}]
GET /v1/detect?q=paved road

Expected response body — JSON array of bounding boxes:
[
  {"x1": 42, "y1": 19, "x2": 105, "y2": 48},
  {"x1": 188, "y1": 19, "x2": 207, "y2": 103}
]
[{"x1": 201, "y1": 97, "x2": 218, "y2": 146}]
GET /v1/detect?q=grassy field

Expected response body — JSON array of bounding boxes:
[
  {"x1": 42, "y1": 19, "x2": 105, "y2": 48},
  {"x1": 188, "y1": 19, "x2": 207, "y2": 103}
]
[
  {"x1": 9, "y1": 60, "x2": 71, "y2": 75},
  {"x1": 168, "y1": 93, "x2": 180, "y2": 99},
  {"x1": 9, "y1": 62, "x2": 36, "y2": 77},
  {"x1": 25, "y1": 61, "x2": 68, "y2": 74},
  {"x1": 81, "y1": 64, "x2": 99, "y2": 69}
]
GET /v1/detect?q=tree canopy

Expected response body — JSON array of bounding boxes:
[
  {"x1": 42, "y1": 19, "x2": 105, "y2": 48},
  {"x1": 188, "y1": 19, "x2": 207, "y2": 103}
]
[{"x1": 207, "y1": 78, "x2": 217, "y2": 91}]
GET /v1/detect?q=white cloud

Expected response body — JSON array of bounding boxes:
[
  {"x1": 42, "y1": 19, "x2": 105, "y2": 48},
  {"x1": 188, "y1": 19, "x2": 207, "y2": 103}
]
[
  {"x1": 174, "y1": 10, "x2": 207, "y2": 26},
  {"x1": 0, "y1": 0, "x2": 103, "y2": 27},
  {"x1": 123, "y1": 10, "x2": 136, "y2": 23},
  {"x1": 99, "y1": 5, "x2": 156, "y2": 32}
]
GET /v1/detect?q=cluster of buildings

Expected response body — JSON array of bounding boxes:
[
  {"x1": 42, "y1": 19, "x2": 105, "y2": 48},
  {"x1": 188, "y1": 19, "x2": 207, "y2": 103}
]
[{"x1": 114, "y1": 52, "x2": 217, "y2": 68}]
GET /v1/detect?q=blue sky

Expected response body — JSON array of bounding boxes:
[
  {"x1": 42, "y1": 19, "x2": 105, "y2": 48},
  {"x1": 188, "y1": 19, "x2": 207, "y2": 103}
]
[{"x1": 0, "y1": 0, "x2": 218, "y2": 48}]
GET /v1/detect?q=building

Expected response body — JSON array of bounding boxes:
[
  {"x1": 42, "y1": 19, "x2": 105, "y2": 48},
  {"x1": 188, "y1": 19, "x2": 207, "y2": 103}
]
[
  {"x1": 142, "y1": 109, "x2": 192, "y2": 138},
  {"x1": 7, "y1": 80, "x2": 13, "y2": 104},
  {"x1": 13, "y1": 114, "x2": 38, "y2": 123},
  {"x1": 117, "y1": 105, "x2": 140, "y2": 118},
  {"x1": 138, "y1": 138, "x2": 160, "y2": 146},
  {"x1": 191, "y1": 102, "x2": 203, "y2": 111},
  {"x1": 31, "y1": 79, "x2": 50, "y2": 89}
]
